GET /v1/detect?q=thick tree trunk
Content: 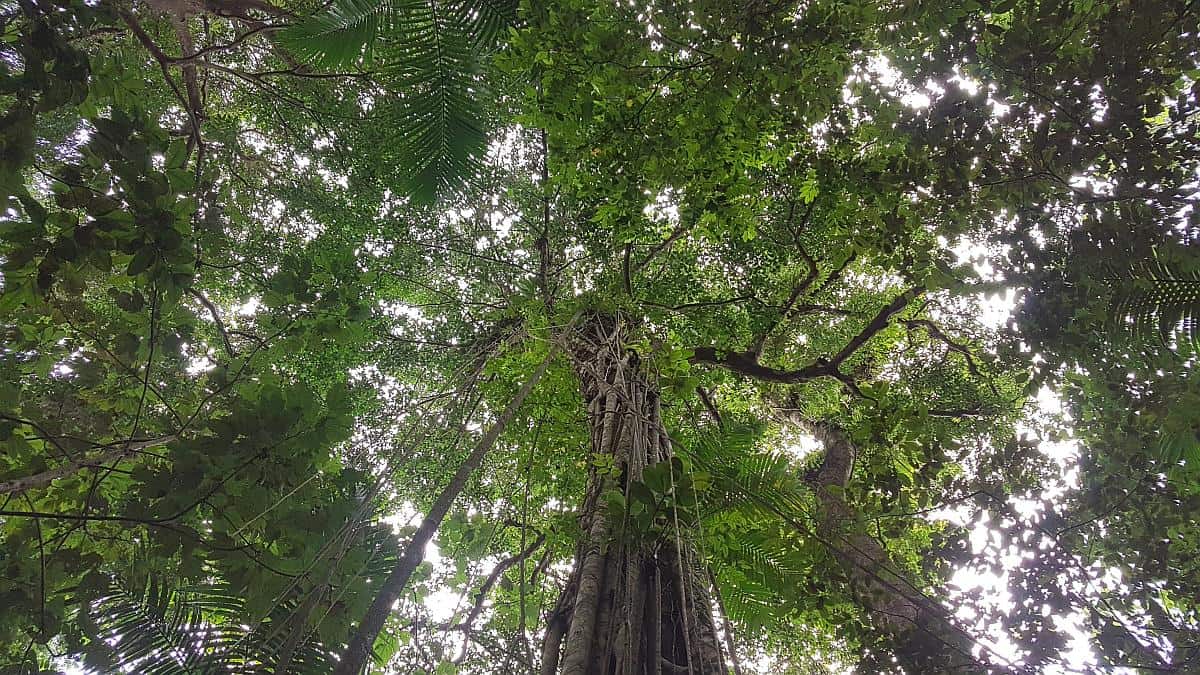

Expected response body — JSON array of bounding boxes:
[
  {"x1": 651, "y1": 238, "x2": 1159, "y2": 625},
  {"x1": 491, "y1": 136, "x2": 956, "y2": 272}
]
[{"x1": 543, "y1": 315, "x2": 728, "y2": 675}]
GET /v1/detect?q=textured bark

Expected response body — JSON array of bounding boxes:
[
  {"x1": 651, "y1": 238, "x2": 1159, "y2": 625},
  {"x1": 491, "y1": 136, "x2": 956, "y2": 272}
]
[{"x1": 546, "y1": 315, "x2": 728, "y2": 675}]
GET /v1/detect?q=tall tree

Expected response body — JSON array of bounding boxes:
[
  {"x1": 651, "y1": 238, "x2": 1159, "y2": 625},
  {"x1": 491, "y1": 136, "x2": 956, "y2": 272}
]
[{"x1": 2, "y1": 0, "x2": 1198, "y2": 673}]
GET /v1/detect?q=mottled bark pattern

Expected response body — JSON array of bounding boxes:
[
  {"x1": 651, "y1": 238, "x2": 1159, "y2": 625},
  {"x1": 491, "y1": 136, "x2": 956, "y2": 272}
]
[{"x1": 544, "y1": 315, "x2": 728, "y2": 675}]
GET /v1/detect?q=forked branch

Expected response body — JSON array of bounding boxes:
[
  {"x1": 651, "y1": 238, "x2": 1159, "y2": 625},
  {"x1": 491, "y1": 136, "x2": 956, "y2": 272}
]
[{"x1": 690, "y1": 286, "x2": 924, "y2": 388}]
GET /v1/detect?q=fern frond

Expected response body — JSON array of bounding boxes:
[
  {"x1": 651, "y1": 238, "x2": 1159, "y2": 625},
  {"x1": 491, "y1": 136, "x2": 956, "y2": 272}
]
[{"x1": 1109, "y1": 250, "x2": 1200, "y2": 354}]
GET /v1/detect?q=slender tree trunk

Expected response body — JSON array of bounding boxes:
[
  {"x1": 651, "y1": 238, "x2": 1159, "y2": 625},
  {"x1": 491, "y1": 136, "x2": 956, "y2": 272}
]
[
  {"x1": 334, "y1": 340, "x2": 564, "y2": 675},
  {"x1": 807, "y1": 423, "x2": 984, "y2": 672},
  {"x1": 544, "y1": 315, "x2": 727, "y2": 675}
]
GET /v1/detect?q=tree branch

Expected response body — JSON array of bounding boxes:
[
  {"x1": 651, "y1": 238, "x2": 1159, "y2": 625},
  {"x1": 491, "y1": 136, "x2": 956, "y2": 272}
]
[
  {"x1": 690, "y1": 287, "x2": 923, "y2": 385},
  {"x1": 827, "y1": 286, "x2": 924, "y2": 365},
  {"x1": 634, "y1": 217, "x2": 695, "y2": 274},
  {"x1": 453, "y1": 533, "x2": 546, "y2": 633},
  {"x1": 0, "y1": 436, "x2": 176, "y2": 495},
  {"x1": 118, "y1": 9, "x2": 202, "y2": 149},
  {"x1": 641, "y1": 292, "x2": 759, "y2": 313},
  {"x1": 186, "y1": 287, "x2": 237, "y2": 357}
]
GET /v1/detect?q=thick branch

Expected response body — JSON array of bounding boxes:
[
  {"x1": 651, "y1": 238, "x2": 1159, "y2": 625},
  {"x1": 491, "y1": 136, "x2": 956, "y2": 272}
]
[
  {"x1": 689, "y1": 346, "x2": 835, "y2": 383},
  {"x1": 173, "y1": 20, "x2": 205, "y2": 141},
  {"x1": 642, "y1": 293, "x2": 759, "y2": 313},
  {"x1": 689, "y1": 286, "x2": 923, "y2": 384},
  {"x1": 119, "y1": 10, "x2": 202, "y2": 146},
  {"x1": 827, "y1": 286, "x2": 923, "y2": 364},
  {"x1": 696, "y1": 387, "x2": 724, "y2": 430},
  {"x1": 804, "y1": 422, "x2": 993, "y2": 671},
  {"x1": 201, "y1": 0, "x2": 292, "y2": 20}
]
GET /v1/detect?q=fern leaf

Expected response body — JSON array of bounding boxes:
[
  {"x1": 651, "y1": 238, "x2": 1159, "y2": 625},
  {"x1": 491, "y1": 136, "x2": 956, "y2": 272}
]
[{"x1": 1109, "y1": 250, "x2": 1200, "y2": 354}]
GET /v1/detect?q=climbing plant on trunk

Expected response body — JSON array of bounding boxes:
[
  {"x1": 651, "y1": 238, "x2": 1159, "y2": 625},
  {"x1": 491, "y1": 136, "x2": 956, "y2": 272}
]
[{"x1": 543, "y1": 314, "x2": 727, "y2": 675}]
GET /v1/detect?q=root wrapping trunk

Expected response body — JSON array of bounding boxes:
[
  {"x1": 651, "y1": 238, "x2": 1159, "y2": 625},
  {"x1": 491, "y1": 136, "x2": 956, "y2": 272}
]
[{"x1": 544, "y1": 316, "x2": 728, "y2": 675}]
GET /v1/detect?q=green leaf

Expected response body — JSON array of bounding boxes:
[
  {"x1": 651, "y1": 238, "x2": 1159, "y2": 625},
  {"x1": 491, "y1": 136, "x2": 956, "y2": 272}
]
[
  {"x1": 629, "y1": 481, "x2": 655, "y2": 506},
  {"x1": 126, "y1": 246, "x2": 156, "y2": 276}
]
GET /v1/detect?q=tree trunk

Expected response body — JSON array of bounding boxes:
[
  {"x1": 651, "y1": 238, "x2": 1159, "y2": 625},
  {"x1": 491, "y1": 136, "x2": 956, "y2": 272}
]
[
  {"x1": 334, "y1": 340, "x2": 564, "y2": 675},
  {"x1": 807, "y1": 423, "x2": 985, "y2": 673},
  {"x1": 543, "y1": 315, "x2": 728, "y2": 675}
]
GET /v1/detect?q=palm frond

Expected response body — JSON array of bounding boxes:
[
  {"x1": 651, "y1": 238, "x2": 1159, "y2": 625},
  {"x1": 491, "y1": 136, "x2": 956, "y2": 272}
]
[
  {"x1": 283, "y1": 0, "x2": 507, "y2": 201},
  {"x1": 1159, "y1": 425, "x2": 1200, "y2": 466},
  {"x1": 451, "y1": 0, "x2": 518, "y2": 45},
  {"x1": 1109, "y1": 249, "x2": 1200, "y2": 354},
  {"x1": 281, "y1": 0, "x2": 515, "y2": 67},
  {"x1": 718, "y1": 567, "x2": 778, "y2": 629},
  {"x1": 76, "y1": 573, "x2": 338, "y2": 674},
  {"x1": 692, "y1": 439, "x2": 810, "y2": 518},
  {"x1": 279, "y1": 0, "x2": 401, "y2": 67},
  {"x1": 79, "y1": 576, "x2": 243, "y2": 674},
  {"x1": 385, "y1": 2, "x2": 487, "y2": 203}
]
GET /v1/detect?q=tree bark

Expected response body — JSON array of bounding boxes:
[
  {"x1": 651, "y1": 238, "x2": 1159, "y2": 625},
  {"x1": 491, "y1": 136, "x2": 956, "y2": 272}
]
[
  {"x1": 545, "y1": 315, "x2": 728, "y2": 675},
  {"x1": 333, "y1": 339, "x2": 564, "y2": 675}
]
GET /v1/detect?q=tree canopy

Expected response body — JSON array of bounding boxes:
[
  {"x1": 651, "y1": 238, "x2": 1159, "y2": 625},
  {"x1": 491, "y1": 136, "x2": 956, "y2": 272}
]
[{"x1": 1, "y1": 0, "x2": 1198, "y2": 673}]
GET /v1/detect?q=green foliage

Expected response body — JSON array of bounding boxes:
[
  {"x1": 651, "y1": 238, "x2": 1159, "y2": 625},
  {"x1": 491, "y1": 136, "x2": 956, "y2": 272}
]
[
  {"x1": 282, "y1": 0, "x2": 517, "y2": 202},
  {"x1": 1109, "y1": 247, "x2": 1200, "y2": 355},
  {"x1": 280, "y1": 0, "x2": 399, "y2": 67},
  {"x1": 2, "y1": 0, "x2": 1199, "y2": 672}
]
